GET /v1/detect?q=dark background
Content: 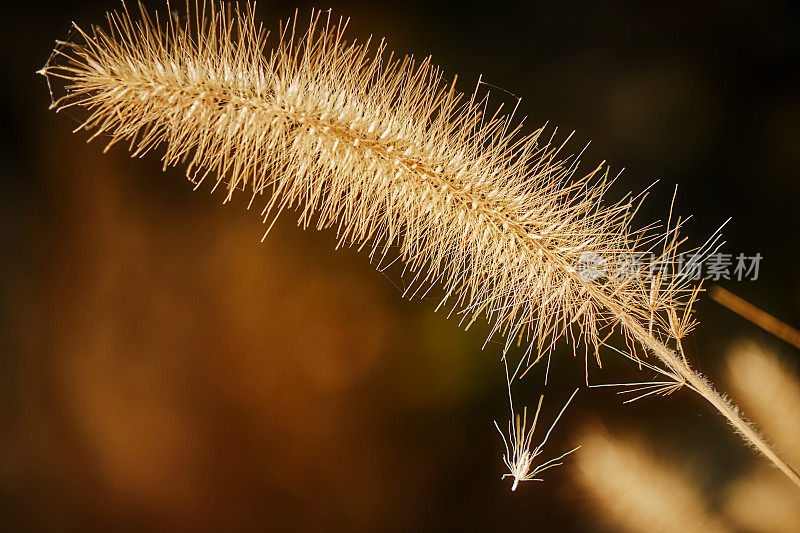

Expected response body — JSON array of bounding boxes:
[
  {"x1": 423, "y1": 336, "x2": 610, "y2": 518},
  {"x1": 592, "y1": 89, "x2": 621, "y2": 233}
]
[{"x1": 1, "y1": 0, "x2": 799, "y2": 530}]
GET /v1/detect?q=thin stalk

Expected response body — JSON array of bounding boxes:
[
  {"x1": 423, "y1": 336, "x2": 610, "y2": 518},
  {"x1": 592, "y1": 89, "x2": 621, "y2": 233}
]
[
  {"x1": 621, "y1": 312, "x2": 800, "y2": 488},
  {"x1": 711, "y1": 285, "x2": 800, "y2": 351}
]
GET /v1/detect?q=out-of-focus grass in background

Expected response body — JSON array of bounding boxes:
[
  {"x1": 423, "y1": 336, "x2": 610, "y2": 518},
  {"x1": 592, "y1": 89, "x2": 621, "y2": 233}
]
[{"x1": 1, "y1": 1, "x2": 800, "y2": 530}]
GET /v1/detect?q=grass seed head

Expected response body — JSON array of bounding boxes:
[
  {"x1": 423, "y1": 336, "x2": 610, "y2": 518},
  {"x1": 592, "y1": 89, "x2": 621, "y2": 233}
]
[{"x1": 39, "y1": 1, "x2": 703, "y2": 370}]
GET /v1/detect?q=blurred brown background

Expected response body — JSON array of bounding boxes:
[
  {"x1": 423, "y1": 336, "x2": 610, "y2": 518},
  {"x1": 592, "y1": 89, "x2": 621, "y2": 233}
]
[{"x1": 2, "y1": 0, "x2": 800, "y2": 531}]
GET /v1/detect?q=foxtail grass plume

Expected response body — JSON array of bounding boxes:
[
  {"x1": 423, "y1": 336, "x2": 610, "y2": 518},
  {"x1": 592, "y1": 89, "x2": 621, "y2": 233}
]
[
  {"x1": 725, "y1": 340, "x2": 800, "y2": 528},
  {"x1": 724, "y1": 342, "x2": 800, "y2": 532},
  {"x1": 727, "y1": 340, "x2": 800, "y2": 464},
  {"x1": 573, "y1": 426, "x2": 730, "y2": 533},
  {"x1": 38, "y1": 1, "x2": 800, "y2": 486},
  {"x1": 38, "y1": 1, "x2": 696, "y2": 359},
  {"x1": 725, "y1": 466, "x2": 800, "y2": 533}
]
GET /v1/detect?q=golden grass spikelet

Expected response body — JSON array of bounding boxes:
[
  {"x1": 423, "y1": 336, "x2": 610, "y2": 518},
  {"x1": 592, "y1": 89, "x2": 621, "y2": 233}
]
[
  {"x1": 495, "y1": 397, "x2": 579, "y2": 490},
  {"x1": 495, "y1": 363, "x2": 579, "y2": 490},
  {"x1": 39, "y1": 1, "x2": 800, "y2": 486}
]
